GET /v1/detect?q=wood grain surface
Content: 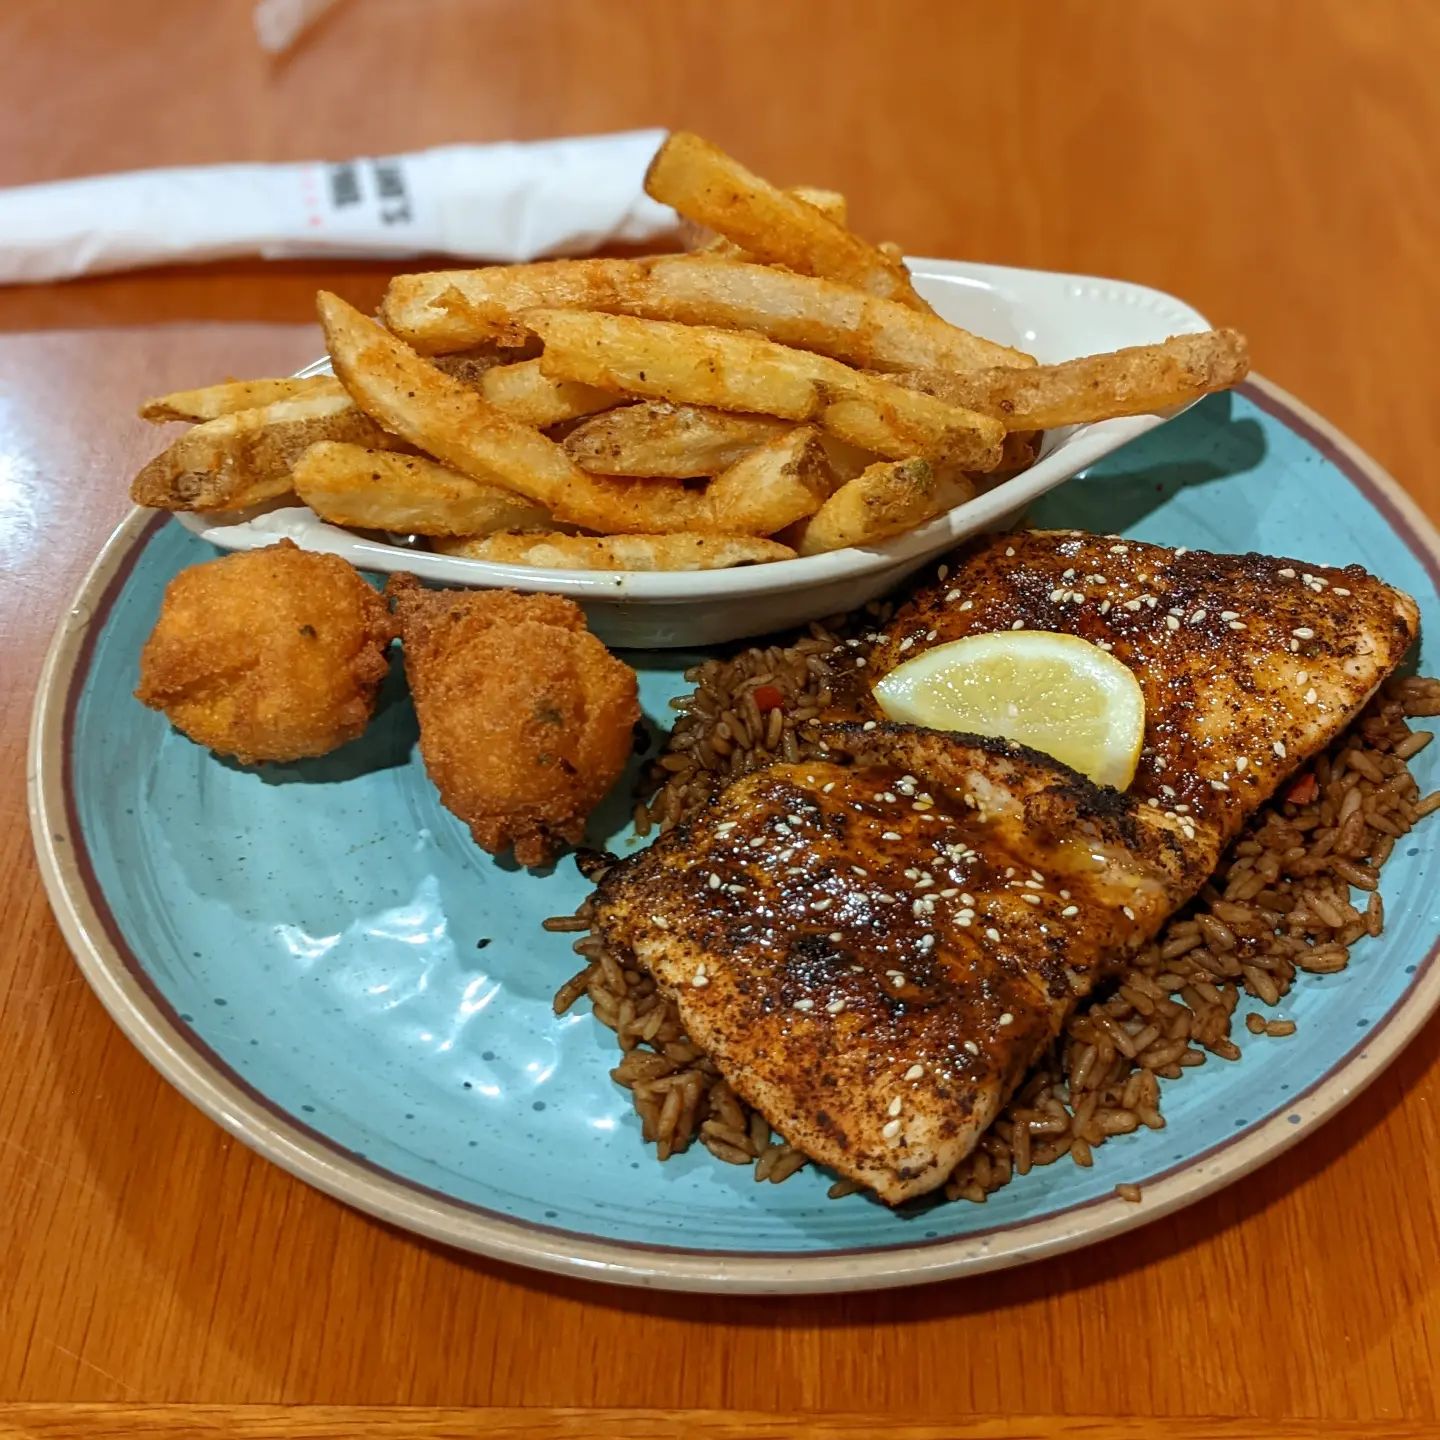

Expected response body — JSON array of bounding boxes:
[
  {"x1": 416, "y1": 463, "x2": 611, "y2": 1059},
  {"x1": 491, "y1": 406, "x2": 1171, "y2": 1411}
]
[
  {"x1": 3, "y1": 1407, "x2": 1439, "y2": 1440},
  {"x1": 2, "y1": 1, "x2": 1440, "y2": 1433}
]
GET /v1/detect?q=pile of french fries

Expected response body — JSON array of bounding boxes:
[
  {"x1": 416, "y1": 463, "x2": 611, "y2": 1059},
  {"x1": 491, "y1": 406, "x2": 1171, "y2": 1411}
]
[{"x1": 131, "y1": 131, "x2": 1251, "y2": 573}]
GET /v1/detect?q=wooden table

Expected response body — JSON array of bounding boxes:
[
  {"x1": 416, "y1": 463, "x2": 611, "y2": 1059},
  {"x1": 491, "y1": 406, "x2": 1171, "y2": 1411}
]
[{"x1": 3, "y1": 3, "x2": 1439, "y2": 1435}]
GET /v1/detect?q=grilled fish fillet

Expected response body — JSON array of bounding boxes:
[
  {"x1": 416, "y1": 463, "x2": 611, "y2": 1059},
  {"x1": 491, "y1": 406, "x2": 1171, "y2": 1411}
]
[{"x1": 593, "y1": 532, "x2": 1419, "y2": 1203}]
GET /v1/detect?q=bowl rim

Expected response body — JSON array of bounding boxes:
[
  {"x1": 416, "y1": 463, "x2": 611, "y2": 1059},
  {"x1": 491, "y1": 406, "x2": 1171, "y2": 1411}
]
[{"x1": 29, "y1": 373, "x2": 1440, "y2": 1293}]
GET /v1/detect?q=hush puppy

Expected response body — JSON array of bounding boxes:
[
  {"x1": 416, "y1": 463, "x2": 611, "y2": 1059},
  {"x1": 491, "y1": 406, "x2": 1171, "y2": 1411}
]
[
  {"x1": 136, "y1": 539, "x2": 397, "y2": 764},
  {"x1": 388, "y1": 577, "x2": 640, "y2": 866}
]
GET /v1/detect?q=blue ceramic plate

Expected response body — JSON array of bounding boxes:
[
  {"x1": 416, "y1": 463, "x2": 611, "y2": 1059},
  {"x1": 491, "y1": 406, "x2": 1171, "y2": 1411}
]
[{"x1": 29, "y1": 377, "x2": 1440, "y2": 1293}]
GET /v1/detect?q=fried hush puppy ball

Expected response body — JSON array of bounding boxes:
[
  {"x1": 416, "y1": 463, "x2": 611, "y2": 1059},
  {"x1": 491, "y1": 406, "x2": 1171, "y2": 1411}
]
[
  {"x1": 135, "y1": 539, "x2": 397, "y2": 764},
  {"x1": 387, "y1": 576, "x2": 640, "y2": 867}
]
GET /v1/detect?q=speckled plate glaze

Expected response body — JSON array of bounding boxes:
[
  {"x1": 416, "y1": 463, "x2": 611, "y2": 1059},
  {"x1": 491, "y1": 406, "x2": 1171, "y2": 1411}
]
[{"x1": 29, "y1": 377, "x2": 1440, "y2": 1293}]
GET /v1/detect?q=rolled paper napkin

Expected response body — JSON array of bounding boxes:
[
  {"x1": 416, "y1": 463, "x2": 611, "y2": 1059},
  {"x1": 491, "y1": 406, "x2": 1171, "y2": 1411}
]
[{"x1": 0, "y1": 129, "x2": 676, "y2": 283}]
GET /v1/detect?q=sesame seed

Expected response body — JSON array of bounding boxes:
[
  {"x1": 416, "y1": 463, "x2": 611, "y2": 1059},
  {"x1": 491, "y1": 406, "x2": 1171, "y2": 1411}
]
[
  {"x1": 1021, "y1": 893, "x2": 1041, "y2": 905},
  {"x1": 793, "y1": 998, "x2": 814, "y2": 1012},
  {"x1": 854, "y1": 657, "x2": 867, "y2": 668},
  {"x1": 1049, "y1": 588, "x2": 1067, "y2": 603},
  {"x1": 862, "y1": 720, "x2": 877, "y2": 731},
  {"x1": 1069, "y1": 591, "x2": 1084, "y2": 605},
  {"x1": 1220, "y1": 610, "x2": 1240, "y2": 621},
  {"x1": 879, "y1": 791, "x2": 897, "y2": 803},
  {"x1": 1109, "y1": 543, "x2": 1129, "y2": 554},
  {"x1": 1004, "y1": 546, "x2": 1015, "y2": 557},
  {"x1": 958, "y1": 598, "x2": 974, "y2": 611},
  {"x1": 888, "y1": 1096, "x2": 903, "y2": 1117},
  {"x1": 963, "y1": 1040, "x2": 981, "y2": 1056},
  {"x1": 1099, "y1": 599, "x2": 1112, "y2": 615},
  {"x1": 1191, "y1": 608, "x2": 1207, "y2": 623},
  {"x1": 1334, "y1": 586, "x2": 1351, "y2": 596},
  {"x1": 1228, "y1": 620, "x2": 1247, "y2": 630},
  {"x1": 915, "y1": 874, "x2": 934, "y2": 889},
  {"x1": 898, "y1": 637, "x2": 914, "y2": 652},
  {"x1": 851, "y1": 865, "x2": 867, "y2": 876},
  {"x1": 691, "y1": 972, "x2": 709, "y2": 988},
  {"x1": 882, "y1": 1118, "x2": 902, "y2": 1139},
  {"x1": 650, "y1": 914, "x2": 669, "y2": 928},
  {"x1": 715, "y1": 820, "x2": 737, "y2": 833},
  {"x1": 822, "y1": 781, "x2": 835, "y2": 793},
  {"x1": 707, "y1": 872, "x2": 721, "y2": 890},
  {"x1": 961, "y1": 893, "x2": 975, "y2": 906},
  {"x1": 1059, "y1": 889, "x2": 1071, "y2": 899},
  {"x1": 1096, "y1": 640, "x2": 1113, "y2": 651},
  {"x1": 937, "y1": 564, "x2": 949, "y2": 580},
  {"x1": 1211, "y1": 779, "x2": 1230, "y2": 791},
  {"x1": 1123, "y1": 599, "x2": 1143, "y2": 612},
  {"x1": 925, "y1": 629, "x2": 938, "y2": 641},
  {"x1": 749, "y1": 836, "x2": 765, "y2": 848},
  {"x1": 1236, "y1": 756, "x2": 1248, "y2": 772},
  {"x1": 1304, "y1": 687, "x2": 1318, "y2": 705},
  {"x1": 1063, "y1": 568, "x2": 1076, "y2": 580},
  {"x1": 1278, "y1": 567, "x2": 1296, "y2": 578},
  {"x1": 810, "y1": 898, "x2": 832, "y2": 912},
  {"x1": 1273, "y1": 740, "x2": 1287, "y2": 758},
  {"x1": 1168, "y1": 606, "x2": 1185, "y2": 618},
  {"x1": 1011, "y1": 619, "x2": 1024, "y2": 630},
  {"x1": 826, "y1": 998, "x2": 846, "y2": 1014},
  {"x1": 1061, "y1": 905, "x2": 1079, "y2": 917},
  {"x1": 881, "y1": 830, "x2": 901, "y2": 841},
  {"x1": 828, "y1": 932, "x2": 843, "y2": 942},
  {"x1": 1122, "y1": 905, "x2": 1136, "y2": 920},
  {"x1": 904, "y1": 1064, "x2": 925, "y2": 1081},
  {"x1": 985, "y1": 927, "x2": 1001, "y2": 942},
  {"x1": 1292, "y1": 627, "x2": 1315, "y2": 639},
  {"x1": 1296, "y1": 670, "x2": 1309, "y2": 685},
  {"x1": 1165, "y1": 615, "x2": 1180, "y2": 631},
  {"x1": 957, "y1": 915, "x2": 972, "y2": 928},
  {"x1": 999, "y1": 1012, "x2": 1014, "y2": 1026}
]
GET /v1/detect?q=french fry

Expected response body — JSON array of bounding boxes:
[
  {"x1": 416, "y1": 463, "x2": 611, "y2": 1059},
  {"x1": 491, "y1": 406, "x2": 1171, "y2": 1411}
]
[
  {"x1": 695, "y1": 184, "x2": 849, "y2": 257},
  {"x1": 894, "y1": 330, "x2": 1252, "y2": 431},
  {"x1": 476, "y1": 358, "x2": 618, "y2": 428},
  {"x1": 563, "y1": 403, "x2": 792, "y2": 477},
  {"x1": 706, "y1": 427, "x2": 830, "y2": 533},
  {"x1": 382, "y1": 259, "x2": 648, "y2": 353},
  {"x1": 130, "y1": 390, "x2": 402, "y2": 512},
  {"x1": 526, "y1": 309, "x2": 1004, "y2": 468},
  {"x1": 318, "y1": 291, "x2": 753, "y2": 535},
  {"x1": 138, "y1": 375, "x2": 344, "y2": 422},
  {"x1": 293, "y1": 443, "x2": 555, "y2": 536},
  {"x1": 381, "y1": 255, "x2": 1027, "y2": 372},
  {"x1": 634, "y1": 257, "x2": 1026, "y2": 371},
  {"x1": 435, "y1": 532, "x2": 794, "y2": 571},
  {"x1": 790, "y1": 186, "x2": 849, "y2": 226},
  {"x1": 645, "y1": 131, "x2": 932, "y2": 312},
  {"x1": 430, "y1": 339, "x2": 538, "y2": 385},
  {"x1": 787, "y1": 458, "x2": 975, "y2": 556}
]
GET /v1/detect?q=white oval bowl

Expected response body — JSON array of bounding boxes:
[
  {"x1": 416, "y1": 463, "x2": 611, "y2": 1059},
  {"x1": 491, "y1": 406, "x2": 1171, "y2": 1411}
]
[{"x1": 177, "y1": 258, "x2": 1209, "y2": 647}]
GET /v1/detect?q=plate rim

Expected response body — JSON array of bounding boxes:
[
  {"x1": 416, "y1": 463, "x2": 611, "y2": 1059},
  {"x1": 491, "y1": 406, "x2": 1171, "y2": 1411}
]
[{"x1": 27, "y1": 373, "x2": 1440, "y2": 1294}]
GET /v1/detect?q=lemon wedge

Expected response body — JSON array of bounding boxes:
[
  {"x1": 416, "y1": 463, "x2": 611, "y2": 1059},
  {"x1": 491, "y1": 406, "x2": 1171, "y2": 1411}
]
[{"x1": 872, "y1": 630, "x2": 1145, "y2": 789}]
